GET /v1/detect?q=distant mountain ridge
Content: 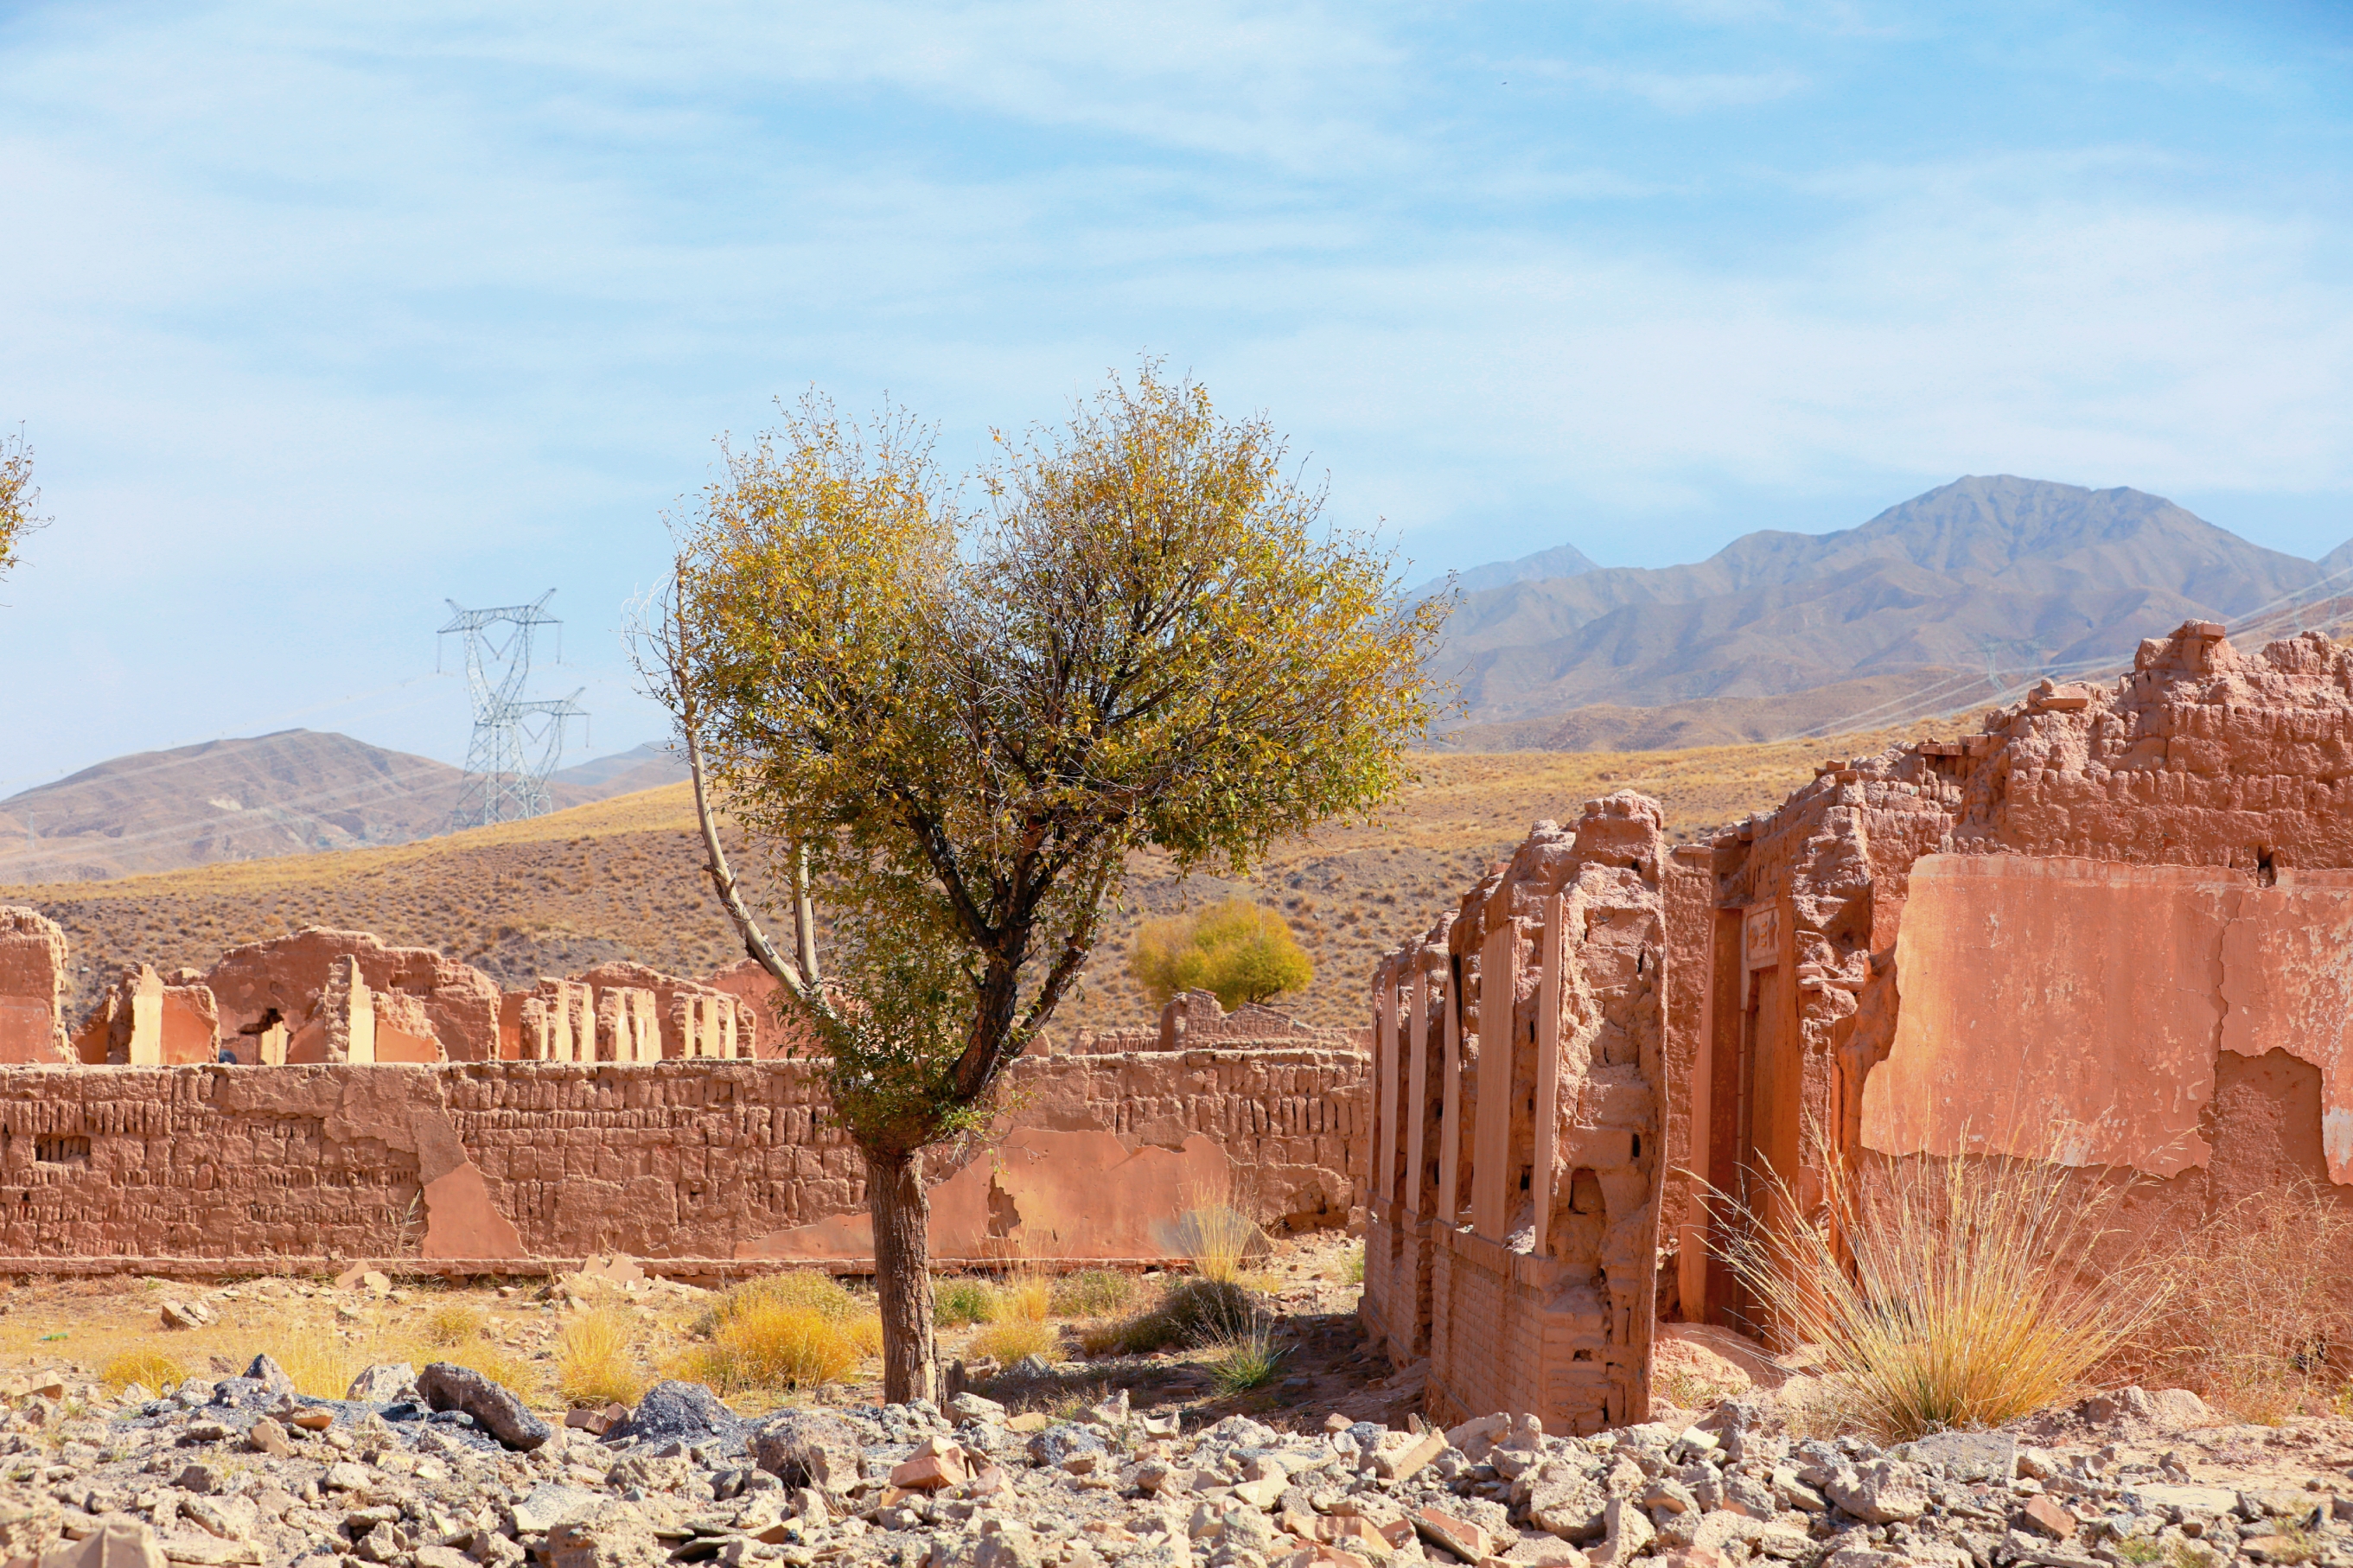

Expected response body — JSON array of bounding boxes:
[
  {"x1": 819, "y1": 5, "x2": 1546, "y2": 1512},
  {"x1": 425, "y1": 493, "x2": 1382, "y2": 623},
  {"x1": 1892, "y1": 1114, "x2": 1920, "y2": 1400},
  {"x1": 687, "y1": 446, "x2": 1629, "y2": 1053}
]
[
  {"x1": 1435, "y1": 475, "x2": 2343, "y2": 730},
  {"x1": 0, "y1": 730, "x2": 683, "y2": 883}
]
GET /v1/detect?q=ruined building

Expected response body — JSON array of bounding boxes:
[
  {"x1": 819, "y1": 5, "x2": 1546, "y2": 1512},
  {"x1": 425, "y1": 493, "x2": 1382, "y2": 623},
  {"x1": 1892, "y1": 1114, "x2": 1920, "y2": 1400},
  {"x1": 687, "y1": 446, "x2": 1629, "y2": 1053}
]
[{"x1": 1362, "y1": 622, "x2": 2353, "y2": 1432}]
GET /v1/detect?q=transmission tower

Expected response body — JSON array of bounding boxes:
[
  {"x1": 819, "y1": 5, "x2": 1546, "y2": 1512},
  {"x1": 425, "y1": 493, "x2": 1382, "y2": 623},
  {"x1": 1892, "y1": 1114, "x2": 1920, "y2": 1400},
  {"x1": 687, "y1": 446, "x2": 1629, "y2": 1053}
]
[{"x1": 437, "y1": 591, "x2": 587, "y2": 828}]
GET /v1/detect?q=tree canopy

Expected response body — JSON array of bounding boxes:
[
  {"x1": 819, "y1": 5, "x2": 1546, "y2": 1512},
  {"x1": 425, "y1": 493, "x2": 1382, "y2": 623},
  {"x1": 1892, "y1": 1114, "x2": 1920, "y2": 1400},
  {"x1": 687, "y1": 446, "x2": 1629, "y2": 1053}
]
[
  {"x1": 0, "y1": 428, "x2": 46, "y2": 582},
  {"x1": 1128, "y1": 898, "x2": 1314, "y2": 1011},
  {"x1": 649, "y1": 362, "x2": 1446, "y2": 1399}
]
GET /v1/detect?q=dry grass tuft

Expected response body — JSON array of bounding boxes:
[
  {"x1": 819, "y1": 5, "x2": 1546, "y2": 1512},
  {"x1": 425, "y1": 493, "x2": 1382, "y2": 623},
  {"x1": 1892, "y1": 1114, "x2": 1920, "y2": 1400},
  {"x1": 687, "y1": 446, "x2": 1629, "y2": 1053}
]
[
  {"x1": 846, "y1": 1311, "x2": 885, "y2": 1360},
  {"x1": 267, "y1": 1329, "x2": 363, "y2": 1400},
  {"x1": 556, "y1": 1308, "x2": 647, "y2": 1409},
  {"x1": 1719, "y1": 1139, "x2": 2166, "y2": 1441},
  {"x1": 1171, "y1": 1200, "x2": 1266, "y2": 1286},
  {"x1": 679, "y1": 1302, "x2": 858, "y2": 1394},
  {"x1": 101, "y1": 1348, "x2": 185, "y2": 1395},
  {"x1": 422, "y1": 1301, "x2": 488, "y2": 1348},
  {"x1": 970, "y1": 1316, "x2": 1056, "y2": 1365},
  {"x1": 1087, "y1": 1276, "x2": 1260, "y2": 1356},
  {"x1": 2131, "y1": 1180, "x2": 2353, "y2": 1423}
]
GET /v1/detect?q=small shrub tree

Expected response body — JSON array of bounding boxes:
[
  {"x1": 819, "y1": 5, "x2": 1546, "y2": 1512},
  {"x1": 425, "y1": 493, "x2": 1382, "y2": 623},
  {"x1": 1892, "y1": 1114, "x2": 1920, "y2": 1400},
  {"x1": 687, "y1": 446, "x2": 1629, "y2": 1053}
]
[
  {"x1": 1128, "y1": 898, "x2": 1312, "y2": 1010},
  {"x1": 649, "y1": 363, "x2": 1444, "y2": 1401},
  {"x1": 0, "y1": 426, "x2": 48, "y2": 582}
]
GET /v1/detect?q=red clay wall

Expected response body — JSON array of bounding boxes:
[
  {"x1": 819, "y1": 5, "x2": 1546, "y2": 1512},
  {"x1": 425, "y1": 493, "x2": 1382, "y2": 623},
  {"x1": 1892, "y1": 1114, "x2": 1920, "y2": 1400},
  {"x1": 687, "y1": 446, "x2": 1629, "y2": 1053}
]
[
  {"x1": 0, "y1": 1048, "x2": 1364, "y2": 1274},
  {"x1": 1363, "y1": 794, "x2": 1668, "y2": 1436},
  {"x1": 1678, "y1": 621, "x2": 2353, "y2": 1330}
]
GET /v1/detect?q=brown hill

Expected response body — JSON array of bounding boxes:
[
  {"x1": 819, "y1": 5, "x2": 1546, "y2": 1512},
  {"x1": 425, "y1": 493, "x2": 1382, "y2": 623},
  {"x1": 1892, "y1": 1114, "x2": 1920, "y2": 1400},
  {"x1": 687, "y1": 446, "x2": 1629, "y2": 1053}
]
[
  {"x1": 0, "y1": 730, "x2": 679, "y2": 883},
  {"x1": 1436, "y1": 475, "x2": 2324, "y2": 725},
  {"x1": 1435, "y1": 668, "x2": 1984, "y2": 753},
  {"x1": 2, "y1": 723, "x2": 1935, "y2": 1039}
]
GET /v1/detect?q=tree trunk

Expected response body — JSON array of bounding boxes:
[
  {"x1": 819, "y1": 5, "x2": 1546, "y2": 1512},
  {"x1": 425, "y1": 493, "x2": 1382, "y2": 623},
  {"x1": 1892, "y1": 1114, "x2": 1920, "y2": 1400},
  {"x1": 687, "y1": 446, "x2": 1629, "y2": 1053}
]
[{"x1": 865, "y1": 1145, "x2": 939, "y2": 1405}]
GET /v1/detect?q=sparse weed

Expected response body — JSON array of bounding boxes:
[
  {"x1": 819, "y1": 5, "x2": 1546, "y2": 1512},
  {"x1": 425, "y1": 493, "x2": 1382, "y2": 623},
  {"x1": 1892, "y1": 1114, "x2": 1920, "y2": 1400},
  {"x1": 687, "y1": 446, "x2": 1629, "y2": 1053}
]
[
  {"x1": 1341, "y1": 1243, "x2": 1365, "y2": 1286},
  {"x1": 1097, "y1": 1277, "x2": 1259, "y2": 1355},
  {"x1": 1049, "y1": 1269, "x2": 1138, "y2": 1319},
  {"x1": 2114, "y1": 1538, "x2": 2163, "y2": 1565},
  {"x1": 266, "y1": 1329, "x2": 361, "y2": 1400},
  {"x1": 935, "y1": 1278, "x2": 996, "y2": 1328},
  {"x1": 2129, "y1": 1180, "x2": 2353, "y2": 1423}
]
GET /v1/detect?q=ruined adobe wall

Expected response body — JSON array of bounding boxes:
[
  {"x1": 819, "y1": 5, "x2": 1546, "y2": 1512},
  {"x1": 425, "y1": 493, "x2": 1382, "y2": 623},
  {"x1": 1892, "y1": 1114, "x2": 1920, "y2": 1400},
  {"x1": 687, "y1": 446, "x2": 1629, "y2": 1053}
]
[
  {"x1": 1363, "y1": 794, "x2": 1668, "y2": 1437},
  {"x1": 1680, "y1": 621, "x2": 2353, "y2": 1327},
  {"x1": 0, "y1": 1047, "x2": 1365, "y2": 1274},
  {"x1": 0, "y1": 908, "x2": 70, "y2": 1065}
]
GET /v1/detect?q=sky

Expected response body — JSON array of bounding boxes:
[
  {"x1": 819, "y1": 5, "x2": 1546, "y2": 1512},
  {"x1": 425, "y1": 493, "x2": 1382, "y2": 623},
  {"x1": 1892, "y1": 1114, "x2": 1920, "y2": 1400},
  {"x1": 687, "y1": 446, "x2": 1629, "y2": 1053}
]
[{"x1": 1, "y1": 0, "x2": 2349, "y2": 788}]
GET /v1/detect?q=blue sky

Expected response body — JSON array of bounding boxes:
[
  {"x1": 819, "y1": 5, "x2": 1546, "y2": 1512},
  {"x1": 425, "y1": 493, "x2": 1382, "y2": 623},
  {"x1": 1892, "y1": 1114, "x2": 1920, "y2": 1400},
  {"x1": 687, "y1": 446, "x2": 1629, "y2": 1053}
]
[{"x1": 1, "y1": 0, "x2": 2348, "y2": 787}]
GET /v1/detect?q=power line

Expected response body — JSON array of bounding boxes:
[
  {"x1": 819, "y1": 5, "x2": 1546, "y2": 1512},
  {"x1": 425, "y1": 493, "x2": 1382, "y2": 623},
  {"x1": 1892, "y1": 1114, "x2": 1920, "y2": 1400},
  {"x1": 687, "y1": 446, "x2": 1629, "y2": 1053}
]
[{"x1": 437, "y1": 593, "x2": 587, "y2": 829}]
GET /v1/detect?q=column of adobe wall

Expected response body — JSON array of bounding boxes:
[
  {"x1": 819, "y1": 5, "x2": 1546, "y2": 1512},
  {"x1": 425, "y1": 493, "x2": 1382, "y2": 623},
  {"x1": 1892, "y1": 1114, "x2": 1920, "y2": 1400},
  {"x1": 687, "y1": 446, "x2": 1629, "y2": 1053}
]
[{"x1": 1421, "y1": 794, "x2": 1668, "y2": 1435}]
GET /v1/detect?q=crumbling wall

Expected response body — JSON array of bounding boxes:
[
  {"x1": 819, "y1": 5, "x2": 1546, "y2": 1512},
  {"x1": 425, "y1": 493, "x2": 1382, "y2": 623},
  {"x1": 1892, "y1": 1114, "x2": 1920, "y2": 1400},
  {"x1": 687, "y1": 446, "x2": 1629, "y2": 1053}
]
[
  {"x1": 204, "y1": 929, "x2": 501, "y2": 1063},
  {"x1": 1366, "y1": 794, "x2": 1669, "y2": 1436},
  {"x1": 1065, "y1": 991, "x2": 1361, "y2": 1055},
  {"x1": 1674, "y1": 621, "x2": 2353, "y2": 1332},
  {"x1": 71, "y1": 966, "x2": 220, "y2": 1066},
  {"x1": 0, "y1": 1046, "x2": 1365, "y2": 1272},
  {"x1": 0, "y1": 908, "x2": 69, "y2": 1065}
]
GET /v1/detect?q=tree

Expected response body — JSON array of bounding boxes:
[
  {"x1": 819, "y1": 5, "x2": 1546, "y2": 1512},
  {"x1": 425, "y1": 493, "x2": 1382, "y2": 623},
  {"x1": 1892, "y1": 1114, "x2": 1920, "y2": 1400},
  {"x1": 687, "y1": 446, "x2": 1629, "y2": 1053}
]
[
  {"x1": 648, "y1": 363, "x2": 1444, "y2": 1402},
  {"x1": 1128, "y1": 898, "x2": 1313, "y2": 1010},
  {"x1": 0, "y1": 426, "x2": 47, "y2": 582}
]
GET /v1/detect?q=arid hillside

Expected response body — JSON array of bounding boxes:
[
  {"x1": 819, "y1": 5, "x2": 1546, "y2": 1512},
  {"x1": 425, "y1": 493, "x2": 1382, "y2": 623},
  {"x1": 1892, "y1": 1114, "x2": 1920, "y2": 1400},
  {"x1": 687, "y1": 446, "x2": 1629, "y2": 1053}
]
[{"x1": 3, "y1": 724, "x2": 1927, "y2": 1037}]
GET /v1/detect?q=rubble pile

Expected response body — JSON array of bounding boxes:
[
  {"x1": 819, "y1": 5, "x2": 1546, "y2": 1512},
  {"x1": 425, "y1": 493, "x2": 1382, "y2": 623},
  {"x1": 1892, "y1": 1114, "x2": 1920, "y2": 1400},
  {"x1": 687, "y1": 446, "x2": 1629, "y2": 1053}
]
[{"x1": 3, "y1": 1366, "x2": 2350, "y2": 1568}]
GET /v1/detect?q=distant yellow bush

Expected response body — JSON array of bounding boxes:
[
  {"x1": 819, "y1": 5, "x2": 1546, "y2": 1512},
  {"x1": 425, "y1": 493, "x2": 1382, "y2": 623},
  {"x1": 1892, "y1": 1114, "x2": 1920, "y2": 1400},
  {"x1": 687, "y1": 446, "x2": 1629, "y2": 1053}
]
[
  {"x1": 679, "y1": 1302, "x2": 858, "y2": 1394},
  {"x1": 556, "y1": 1308, "x2": 647, "y2": 1408},
  {"x1": 422, "y1": 1301, "x2": 487, "y2": 1348},
  {"x1": 102, "y1": 1348, "x2": 185, "y2": 1395},
  {"x1": 971, "y1": 1317, "x2": 1055, "y2": 1365}
]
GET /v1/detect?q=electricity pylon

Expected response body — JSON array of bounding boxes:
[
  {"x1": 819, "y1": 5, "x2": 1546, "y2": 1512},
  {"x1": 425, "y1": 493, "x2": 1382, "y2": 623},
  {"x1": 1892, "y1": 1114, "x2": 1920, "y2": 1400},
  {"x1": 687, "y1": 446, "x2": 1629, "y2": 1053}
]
[{"x1": 438, "y1": 591, "x2": 587, "y2": 828}]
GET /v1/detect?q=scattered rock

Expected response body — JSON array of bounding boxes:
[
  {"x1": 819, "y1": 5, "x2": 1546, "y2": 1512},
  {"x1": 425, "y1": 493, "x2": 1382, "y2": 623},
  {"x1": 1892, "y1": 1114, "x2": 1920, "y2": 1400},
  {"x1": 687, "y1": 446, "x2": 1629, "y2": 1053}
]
[
  {"x1": 343, "y1": 1365, "x2": 417, "y2": 1404},
  {"x1": 416, "y1": 1361, "x2": 551, "y2": 1451},
  {"x1": 751, "y1": 1409, "x2": 864, "y2": 1499}
]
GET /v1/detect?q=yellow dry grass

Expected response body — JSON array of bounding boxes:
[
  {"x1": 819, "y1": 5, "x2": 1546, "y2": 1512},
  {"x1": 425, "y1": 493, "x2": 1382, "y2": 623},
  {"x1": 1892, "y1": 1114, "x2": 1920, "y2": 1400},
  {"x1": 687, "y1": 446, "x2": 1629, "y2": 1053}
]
[
  {"x1": 969, "y1": 1317, "x2": 1056, "y2": 1364},
  {"x1": 555, "y1": 1307, "x2": 647, "y2": 1409},
  {"x1": 2131, "y1": 1180, "x2": 2353, "y2": 1423},
  {"x1": 676, "y1": 1303, "x2": 859, "y2": 1395},
  {"x1": 99, "y1": 1348, "x2": 185, "y2": 1395},
  {"x1": 1719, "y1": 1138, "x2": 2168, "y2": 1441},
  {"x1": 421, "y1": 1300, "x2": 487, "y2": 1348}
]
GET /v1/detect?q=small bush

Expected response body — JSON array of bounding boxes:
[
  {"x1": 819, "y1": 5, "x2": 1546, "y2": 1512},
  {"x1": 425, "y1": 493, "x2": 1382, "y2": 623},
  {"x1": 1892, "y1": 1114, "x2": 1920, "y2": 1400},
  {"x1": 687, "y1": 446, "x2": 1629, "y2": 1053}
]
[
  {"x1": 422, "y1": 1301, "x2": 487, "y2": 1348},
  {"x1": 1341, "y1": 1243, "x2": 1365, "y2": 1286},
  {"x1": 971, "y1": 1316, "x2": 1056, "y2": 1365},
  {"x1": 1095, "y1": 1277, "x2": 1259, "y2": 1355},
  {"x1": 712, "y1": 1271, "x2": 864, "y2": 1328},
  {"x1": 1718, "y1": 1137, "x2": 2166, "y2": 1441},
  {"x1": 102, "y1": 1348, "x2": 185, "y2": 1395},
  {"x1": 1050, "y1": 1269, "x2": 1138, "y2": 1318},
  {"x1": 1208, "y1": 1316, "x2": 1286, "y2": 1394},
  {"x1": 935, "y1": 1278, "x2": 996, "y2": 1328},
  {"x1": 679, "y1": 1303, "x2": 858, "y2": 1394},
  {"x1": 847, "y1": 1311, "x2": 885, "y2": 1359},
  {"x1": 556, "y1": 1308, "x2": 647, "y2": 1408}
]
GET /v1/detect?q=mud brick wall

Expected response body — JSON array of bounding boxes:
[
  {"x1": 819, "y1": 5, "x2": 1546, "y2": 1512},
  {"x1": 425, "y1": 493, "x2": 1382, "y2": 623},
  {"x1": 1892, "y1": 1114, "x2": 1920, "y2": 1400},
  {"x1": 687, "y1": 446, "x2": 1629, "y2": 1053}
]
[
  {"x1": 1365, "y1": 794, "x2": 1669, "y2": 1437},
  {"x1": 0, "y1": 1048, "x2": 1365, "y2": 1273},
  {"x1": 1680, "y1": 621, "x2": 2353, "y2": 1335}
]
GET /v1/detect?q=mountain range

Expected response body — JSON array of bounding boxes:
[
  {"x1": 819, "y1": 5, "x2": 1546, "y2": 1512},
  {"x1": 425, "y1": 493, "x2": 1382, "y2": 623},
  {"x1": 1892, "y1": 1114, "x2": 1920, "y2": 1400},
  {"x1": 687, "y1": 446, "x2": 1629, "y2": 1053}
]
[
  {"x1": 0, "y1": 733, "x2": 685, "y2": 883},
  {"x1": 1432, "y1": 475, "x2": 2350, "y2": 733}
]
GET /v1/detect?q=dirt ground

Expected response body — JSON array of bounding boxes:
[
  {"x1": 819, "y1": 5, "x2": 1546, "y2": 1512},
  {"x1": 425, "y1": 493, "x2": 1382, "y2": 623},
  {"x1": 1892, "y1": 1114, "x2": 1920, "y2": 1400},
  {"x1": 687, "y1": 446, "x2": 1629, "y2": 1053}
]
[{"x1": 0, "y1": 1231, "x2": 1406, "y2": 1433}]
